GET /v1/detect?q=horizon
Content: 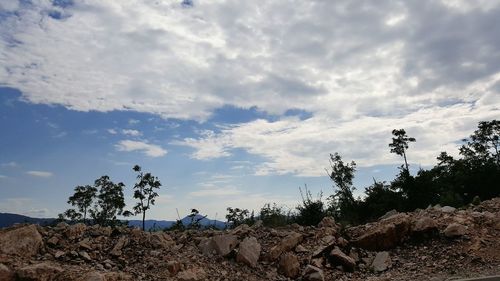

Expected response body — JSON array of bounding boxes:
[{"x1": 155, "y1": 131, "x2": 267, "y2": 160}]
[{"x1": 1, "y1": 0, "x2": 499, "y2": 221}]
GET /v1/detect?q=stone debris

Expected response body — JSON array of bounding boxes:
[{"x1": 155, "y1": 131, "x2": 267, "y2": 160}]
[{"x1": 0, "y1": 197, "x2": 498, "y2": 281}]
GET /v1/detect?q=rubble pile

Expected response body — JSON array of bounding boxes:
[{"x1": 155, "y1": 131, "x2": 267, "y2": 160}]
[{"x1": 0, "y1": 198, "x2": 499, "y2": 281}]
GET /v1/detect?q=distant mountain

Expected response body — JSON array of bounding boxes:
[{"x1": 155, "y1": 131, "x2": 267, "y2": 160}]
[
  {"x1": 0, "y1": 212, "x2": 226, "y2": 230},
  {"x1": 0, "y1": 213, "x2": 55, "y2": 228}
]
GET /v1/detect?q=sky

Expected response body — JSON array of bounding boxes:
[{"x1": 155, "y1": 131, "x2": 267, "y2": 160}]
[{"x1": 0, "y1": 0, "x2": 499, "y2": 220}]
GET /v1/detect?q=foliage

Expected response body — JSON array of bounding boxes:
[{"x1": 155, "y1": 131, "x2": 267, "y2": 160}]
[
  {"x1": 326, "y1": 153, "x2": 358, "y2": 223},
  {"x1": 389, "y1": 129, "x2": 416, "y2": 173},
  {"x1": 357, "y1": 180, "x2": 404, "y2": 222},
  {"x1": 295, "y1": 185, "x2": 326, "y2": 226},
  {"x1": 66, "y1": 185, "x2": 97, "y2": 223},
  {"x1": 89, "y1": 175, "x2": 130, "y2": 226},
  {"x1": 187, "y1": 208, "x2": 207, "y2": 229},
  {"x1": 225, "y1": 207, "x2": 249, "y2": 228},
  {"x1": 132, "y1": 165, "x2": 162, "y2": 231},
  {"x1": 259, "y1": 203, "x2": 291, "y2": 227}
]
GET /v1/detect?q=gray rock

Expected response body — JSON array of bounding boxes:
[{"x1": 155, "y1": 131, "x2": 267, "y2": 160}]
[
  {"x1": 371, "y1": 251, "x2": 391, "y2": 272},
  {"x1": 443, "y1": 223, "x2": 467, "y2": 237},
  {"x1": 441, "y1": 206, "x2": 456, "y2": 213},
  {"x1": 236, "y1": 236, "x2": 261, "y2": 267},
  {"x1": 303, "y1": 265, "x2": 324, "y2": 281},
  {"x1": 212, "y1": 234, "x2": 238, "y2": 257}
]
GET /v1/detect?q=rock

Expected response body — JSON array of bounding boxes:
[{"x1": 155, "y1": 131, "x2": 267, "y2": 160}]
[
  {"x1": 198, "y1": 238, "x2": 216, "y2": 256},
  {"x1": 441, "y1": 206, "x2": 456, "y2": 213},
  {"x1": 318, "y1": 216, "x2": 336, "y2": 228},
  {"x1": 54, "y1": 250, "x2": 66, "y2": 259},
  {"x1": 278, "y1": 252, "x2": 300, "y2": 278},
  {"x1": 149, "y1": 232, "x2": 174, "y2": 249},
  {"x1": 303, "y1": 265, "x2": 324, "y2": 281},
  {"x1": 212, "y1": 234, "x2": 238, "y2": 257},
  {"x1": 47, "y1": 236, "x2": 59, "y2": 247},
  {"x1": 231, "y1": 224, "x2": 251, "y2": 236},
  {"x1": 16, "y1": 262, "x2": 63, "y2": 281},
  {"x1": 79, "y1": 251, "x2": 92, "y2": 261},
  {"x1": 443, "y1": 223, "x2": 467, "y2": 237},
  {"x1": 0, "y1": 263, "x2": 15, "y2": 281},
  {"x1": 65, "y1": 223, "x2": 86, "y2": 239},
  {"x1": 177, "y1": 267, "x2": 206, "y2": 281},
  {"x1": 89, "y1": 226, "x2": 111, "y2": 237},
  {"x1": 412, "y1": 217, "x2": 438, "y2": 233},
  {"x1": 236, "y1": 236, "x2": 261, "y2": 267},
  {"x1": 103, "y1": 272, "x2": 134, "y2": 281},
  {"x1": 269, "y1": 232, "x2": 303, "y2": 260},
  {"x1": 0, "y1": 225, "x2": 43, "y2": 257},
  {"x1": 380, "y1": 209, "x2": 398, "y2": 220},
  {"x1": 295, "y1": 244, "x2": 308, "y2": 253},
  {"x1": 329, "y1": 247, "x2": 355, "y2": 272},
  {"x1": 371, "y1": 251, "x2": 391, "y2": 272},
  {"x1": 351, "y1": 213, "x2": 411, "y2": 250},
  {"x1": 252, "y1": 220, "x2": 263, "y2": 228},
  {"x1": 110, "y1": 236, "x2": 129, "y2": 256},
  {"x1": 167, "y1": 261, "x2": 181, "y2": 276}
]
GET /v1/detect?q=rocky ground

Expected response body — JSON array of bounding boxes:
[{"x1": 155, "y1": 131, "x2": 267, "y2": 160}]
[{"x1": 0, "y1": 198, "x2": 499, "y2": 281}]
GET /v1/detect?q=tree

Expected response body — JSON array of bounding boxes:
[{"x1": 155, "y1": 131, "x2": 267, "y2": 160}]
[
  {"x1": 259, "y1": 203, "x2": 290, "y2": 227},
  {"x1": 327, "y1": 153, "x2": 357, "y2": 223},
  {"x1": 89, "y1": 175, "x2": 129, "y2": 226},
  {"x1": 389, "y1": 129, "x2": 416, "y2": 174},
  {"x1": 460, "y1": 120, "x2": 499, "y2": 166},
  {"x1": 225, "y1": 207, "x2": 249, "y2": 228},
  {"x1": 132, "y1": 165, "x2": 162, "y2": 231},
  {"x1": 67, "y1": 185, "x2": 97, "y2": 224},
  {"x1": 295, "y1": 185, "x2": 326, "y2": 226}
]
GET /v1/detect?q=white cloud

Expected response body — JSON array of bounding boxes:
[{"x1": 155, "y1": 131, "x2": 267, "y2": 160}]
[
  {"x1": 0, "y1": 198, "x2": 51, "y2": 217},
  {"x1": 128, "y1": 119, "x2": 140, "y2": 125},
  {"x1": 107, "y1": 129, "x2": 118, "y2": 134},
  {"x1": 1, "y1": 162, "x2": 18, "y2": 168},
  {"x1": 26, "y1": 170, "x2": 53, "y2": 178},
  {"x1": 122, "y1": 129, "x2": 142, "y2": 137},
  {"x1": 115, "y1": 140, "x2": 167, "y2": 157},
  {"x1": 189, "y1": 186, "x2": 243, "y2": 197}
]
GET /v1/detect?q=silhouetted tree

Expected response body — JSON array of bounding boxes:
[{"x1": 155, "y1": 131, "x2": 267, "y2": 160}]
[
  {"x1": 389, "y1": 129, "x2": 416, "y2": 174},
  {"x1": 89, "y1": 175, "x2": 129, "y2": 226},
  {"x1": 460, "y1": 120, "x2": 499, "y2": 165},
  {"x1": 132, "y1": 165, "x2": 162, "y2": 231},
  {"x1": 259, "y1": 203, "x2": 290, "y2": 227},
  {"x1": 67, "y1": 185, "x2": 97, "y2": 224},
  {"x1": 226, "y1": 207, "x2": 249, "y2": 228},
  {"x1": 295, "y1": 185, "x2": 326, "y2": 226},
  {"x1": 327, "y1": 153, "x2": 357, "y2": 223}
]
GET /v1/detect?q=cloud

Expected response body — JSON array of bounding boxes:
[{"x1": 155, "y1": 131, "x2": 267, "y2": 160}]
[
  {"x1": 122, "y1": 129, "x2": 142, "y2": 137},
  {"x1": 189, "y1": 186, "x2": 243, "y2": 197},
  {"x1": 107, "y1": 129, "x2": 118, "y2": 135},
  {"x1": 1, "y1": 161, "x2": 18, "y2": 168},
  {"x1": 0, "y1": 175, "x2": 7, "y2": 179},
  {"x1": 26, "y1": 170, "x2": 53, "y2": 177},
  {"x1": 115, "y1": 140, "x2": 167, "y2": 157},
  {"x1": 0, "y1": 198, "x2": 51, "y2": 217}
]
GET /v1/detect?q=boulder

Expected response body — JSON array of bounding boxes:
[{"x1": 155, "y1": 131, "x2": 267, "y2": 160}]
[
  {"x1": 412, "y1": 217, "x2": 438, "y2": 233},
  {"x1": 329, "y1": 247, "x2": 355, "y2": 272},
  {"x1": 441, "y1": 206, "x2": 456, "y2": 213},
  {"x1": 351, "y1": 213, "x2": 411, "y2": 250},
  {"x1": 303, "y1": 265, "x2": 324, "y2": 281},
  {"x1": 0, "y1": 263, "x2": 15, "y2": 281},
  {"x1": 149, "y1": 232, "x2": 174, "y2": 249},
  {"x1": 65, "y1": 223, "x2": 86, "y2": 239},
  {"x1": 279, "y1": 252, "x2": 300, "y2": 278},
  {"x1": 16, "y1": 262, "x2": 63, "y2": 281},
  {"x1": 269, "y1": 232, "x2": 303, "y2": 260},
  {"x1": 371, "y1": 251, "x2": 391, "y2": 272},
  {"x1": 198, "y1": 238, "x2": 216, "y2": 256},
  {"x1": 212, "y1": 234, "x2": 238, "y2": 257},
  {"x1": 110, "y1": 236, "x2": 129, "y2": 256},
  {"x1": 379, "y1": 209, "x2": 398, "y2": 220},
  {"x1": 236, "y1": 236, "x2": 261, "y2": 267},
  {"x1": 0, "y1": 225, "x2": 43, "y2": 257},
  {"x1": 443, "y1": 223, "x2": 467, "y2": 237}
]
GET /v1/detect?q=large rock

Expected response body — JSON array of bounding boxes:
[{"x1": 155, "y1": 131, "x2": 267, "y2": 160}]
[
  {"x1": 0, "y1": 263, "x2": 15, "y2": 281},
  {"x1": 269, "y1": 232, "x2": 303, "y2": 260},
  {"x1": 440, "y1": 206, "x2": 456, "y2": 213},
  {"x1": 371, "y1": 251, "x2": 391, "y2": 272},
  {"x1": 317, "y1": 217, "x2": 336, "y2": 228},
  {"x1": 279, "y1": 252, "x2": 300, "y2": 278},
  {"x1": 329, "y1": 247, "x2": 355, "y2": 272},
  {"x1": 110, "y1": 236, "x2": 129, "y2": 256},
  {"x1": 212, "y1": 234, "x2": 238, "y2": 257},
  {"x1": 0, "y1": 225, "x2": 43, "y2": 257},
  {"x1": 198, "y1": 238, "x2": 216, "y2": 256},
  {"x1": 236, "y1": 236, "x2": 261, "y2": 267},
  {"x1": 149, "y1": 232, "x2": 174, "y2": 249},
  {"x1": 303, "y1": 265, "x2": 324, "y2": 281},
  {"x1": 351, "y1": 213, "x2": 411, "y2": 250},
  {"x1": 16, "y1": 262, "x2": 63, "y2": 281},
  {"x1": 443, "y1": 223, "x2": 467, "y2": 237}
]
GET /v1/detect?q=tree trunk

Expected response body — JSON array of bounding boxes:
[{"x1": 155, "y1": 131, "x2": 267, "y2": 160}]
[
  {"x1": 142, "y1": 211, "x2": 146, "y2": 231},
  {"x1": 403, "y1": 149, "x2": 409, "y2": 173}
]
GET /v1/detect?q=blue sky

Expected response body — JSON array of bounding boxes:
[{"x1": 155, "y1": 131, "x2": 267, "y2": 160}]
[{"x1": 0, "y1": 0, "x2": 499, "y2": 219}]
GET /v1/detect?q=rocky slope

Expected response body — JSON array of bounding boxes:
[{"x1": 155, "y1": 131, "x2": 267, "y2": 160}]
[{"x1": 0, "y1": 198, "x2": 499, "y2": 281}]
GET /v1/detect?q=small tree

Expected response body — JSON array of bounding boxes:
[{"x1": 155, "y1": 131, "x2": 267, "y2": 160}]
[
  {"x1": 187, "y1": 208, "x2": 206, "y2": 229},
  {"x1": 295, "y1": 185, "x2": 325, "y2": 226},
  {"x1": 259, "y1": 203, "x2": 290, "y2": 227},
  {"x1": 132, "y1": 165, "x2": 162, "y2": 231},
  {"x1": 460, "y1": 120, "x2": 499, "y2": 166},
  {"x1": 327, "y1": 153, "x2": 357, "y2": 223},
  {"x1": 225, "y1": 207, "x2": 249, "y2": 228},
  {"x1": 89, "y1": 175, "x2": 129, "y2": 226},
  {"x1": 389, "y1": 129, "x2": 416, "y2": 174},
  {"x1": 67, "y1": 185, "x2": 97, "y2": 224}
]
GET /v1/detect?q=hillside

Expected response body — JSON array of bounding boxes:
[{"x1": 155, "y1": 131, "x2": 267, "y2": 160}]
[{"x1": 0, "y1": 198, "x2": 499, "y2": 281}]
